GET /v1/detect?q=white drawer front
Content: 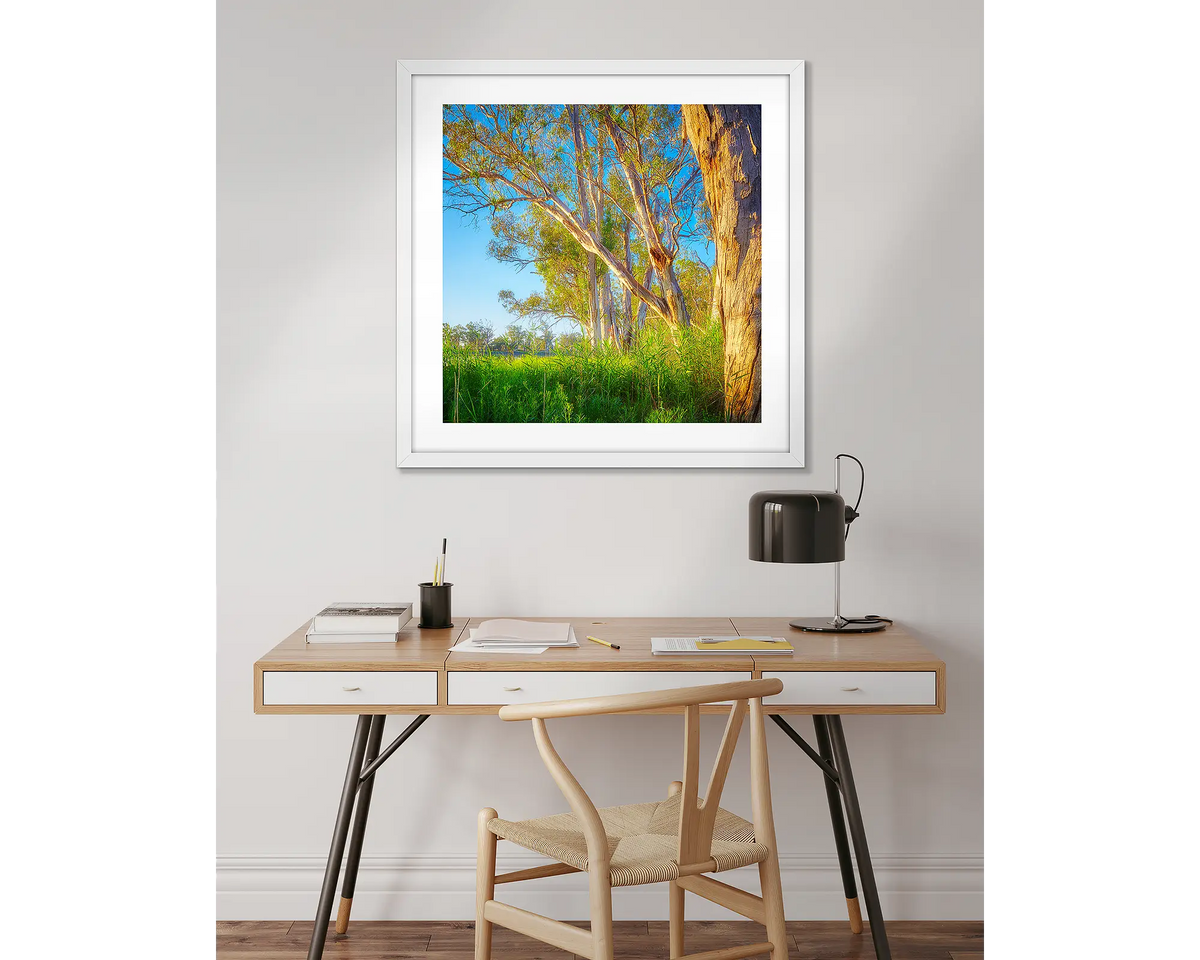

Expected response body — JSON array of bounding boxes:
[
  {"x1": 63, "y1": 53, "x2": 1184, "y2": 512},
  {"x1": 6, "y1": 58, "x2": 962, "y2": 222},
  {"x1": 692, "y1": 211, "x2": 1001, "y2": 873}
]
[
  {"x1": 448, "y1": 671, "x2": 753, "y2": 706},
  {"x1": 763, "y1": 671, "x2": 937, "y2": 706},
  {"x1": 262, "y1": 671, "x2": 438, "y2": 706}
]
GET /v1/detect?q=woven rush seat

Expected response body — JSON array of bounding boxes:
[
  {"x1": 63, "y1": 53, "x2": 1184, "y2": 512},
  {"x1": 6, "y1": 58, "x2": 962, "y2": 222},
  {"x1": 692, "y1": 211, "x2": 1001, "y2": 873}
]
[{"x1": 488, "y1": 791, "x2": 768, "y2": 887}]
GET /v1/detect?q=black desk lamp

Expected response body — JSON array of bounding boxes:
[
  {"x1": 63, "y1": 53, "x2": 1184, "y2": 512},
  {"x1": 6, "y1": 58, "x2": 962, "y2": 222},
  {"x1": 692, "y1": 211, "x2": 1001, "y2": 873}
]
[{"x1": 749, "y1": 454, "x2": 889, "y2": 633}]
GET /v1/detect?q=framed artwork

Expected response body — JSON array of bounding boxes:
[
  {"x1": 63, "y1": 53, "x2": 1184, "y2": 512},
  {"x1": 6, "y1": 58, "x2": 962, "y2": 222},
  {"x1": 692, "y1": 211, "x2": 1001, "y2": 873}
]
[{"x1": 397, "y1": 60, "x2": 804, "y2": 468}]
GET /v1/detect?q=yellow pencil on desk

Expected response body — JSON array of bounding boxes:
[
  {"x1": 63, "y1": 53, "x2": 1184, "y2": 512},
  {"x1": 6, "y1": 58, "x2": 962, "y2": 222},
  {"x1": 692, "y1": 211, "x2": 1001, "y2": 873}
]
[{"x1": 586, "y1": 635, "x2": 620, "y2": 650}]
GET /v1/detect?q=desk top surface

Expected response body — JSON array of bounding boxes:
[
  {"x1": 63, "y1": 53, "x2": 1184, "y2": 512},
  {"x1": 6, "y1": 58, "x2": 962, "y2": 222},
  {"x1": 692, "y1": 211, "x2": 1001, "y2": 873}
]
[{"x1": 255, "y1": 616, "x2": 943, "y2": 673}]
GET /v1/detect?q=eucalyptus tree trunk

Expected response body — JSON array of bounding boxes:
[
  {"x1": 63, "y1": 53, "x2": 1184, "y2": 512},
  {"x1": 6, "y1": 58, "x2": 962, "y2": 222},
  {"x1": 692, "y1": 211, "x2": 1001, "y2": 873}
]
[
  {"x1": 604, "y1": 275, "x2": 617, "y2": 345},
  {"x1": 635, "y1": 263, "x2": 655, "y2": 333},
  {"x1": 709, "y1": 262, "x2": 721, "y2": 326},
  {"x1": 569, "y1": 106, "x2": 600, "y2": 347},
  {"x1": 657, "y1": 262, "x2": 690, "y2": 333},
  {"x1": 591, "y1": 142, "x2": 618, "y2": 347},
  {"x1": 601, "y1": 109, "x2": 690, "y2": 330},
  {"x1": 621, "y1": 218, "x2": 634, "y2": 348},
  {"x1": 682, "y1": 104, "x2": 763, "y2": 422}
]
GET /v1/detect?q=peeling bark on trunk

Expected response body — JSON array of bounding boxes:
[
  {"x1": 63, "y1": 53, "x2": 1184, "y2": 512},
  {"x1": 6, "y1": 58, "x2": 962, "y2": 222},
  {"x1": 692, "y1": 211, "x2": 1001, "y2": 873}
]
[
  {"x1": 682, "y1": 104, "x2": 762, "y2": 423},
  {"x1": 569, "y1": 106, "x2": 600, "y2": 346},
  {"x1": 709, "y1": 265, "x2": 721, "y2": 326}
]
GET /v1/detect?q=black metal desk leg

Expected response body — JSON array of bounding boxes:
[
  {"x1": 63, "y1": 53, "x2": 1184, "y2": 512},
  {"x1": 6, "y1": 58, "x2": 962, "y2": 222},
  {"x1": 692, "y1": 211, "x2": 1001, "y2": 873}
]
[
  {"x1": 336, "y1": 715, "x2": 387, "y2": 935},
  {"x1": 307, "y1": 715, "x2": 372, "y2": 960},
  {"x1": 824, "y1": 715, "x2": 892, "y2": 960},
  {"x1": 812, "y1": 716, "x2": 862, "y2": 934}
]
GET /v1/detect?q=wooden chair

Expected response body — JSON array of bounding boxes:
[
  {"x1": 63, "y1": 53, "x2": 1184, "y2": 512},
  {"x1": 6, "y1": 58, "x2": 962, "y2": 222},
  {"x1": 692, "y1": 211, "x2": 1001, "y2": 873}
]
[{"x1": 475, "y1": 678, "x2": 787, "y2": 960}]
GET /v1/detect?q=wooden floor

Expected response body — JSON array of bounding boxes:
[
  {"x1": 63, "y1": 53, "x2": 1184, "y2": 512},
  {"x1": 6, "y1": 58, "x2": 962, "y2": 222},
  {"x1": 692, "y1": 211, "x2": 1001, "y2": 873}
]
[{"x1": 217, "y1": 920, "x2": 983, "y2": 960}]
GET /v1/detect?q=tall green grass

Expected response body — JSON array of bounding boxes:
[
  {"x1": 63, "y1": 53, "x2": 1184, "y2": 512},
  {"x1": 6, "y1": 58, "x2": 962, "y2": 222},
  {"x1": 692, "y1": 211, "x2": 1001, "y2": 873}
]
[{"x1": 444, "y1": 321, "x2": 725, "y2": 423}]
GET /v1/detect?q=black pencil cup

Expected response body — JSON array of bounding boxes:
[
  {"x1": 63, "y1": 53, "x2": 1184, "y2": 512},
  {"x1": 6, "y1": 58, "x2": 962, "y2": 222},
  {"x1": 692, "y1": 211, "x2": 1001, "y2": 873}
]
[{"x1": 418, "y1": 582, "x2": 453, "y2": 629}]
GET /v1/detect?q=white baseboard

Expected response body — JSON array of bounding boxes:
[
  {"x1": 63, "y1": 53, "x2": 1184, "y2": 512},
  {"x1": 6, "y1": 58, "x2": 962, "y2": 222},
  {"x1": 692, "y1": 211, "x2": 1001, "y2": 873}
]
[{"x1": 216, "y1": 852, "x2": 982, "y2": 921}]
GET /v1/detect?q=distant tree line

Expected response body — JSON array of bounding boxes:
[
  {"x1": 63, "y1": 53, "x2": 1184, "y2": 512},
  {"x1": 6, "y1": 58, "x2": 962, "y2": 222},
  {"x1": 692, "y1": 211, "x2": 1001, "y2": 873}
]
[{"x1": 443, "y1": 321, "x2": 582, "y2": 356}]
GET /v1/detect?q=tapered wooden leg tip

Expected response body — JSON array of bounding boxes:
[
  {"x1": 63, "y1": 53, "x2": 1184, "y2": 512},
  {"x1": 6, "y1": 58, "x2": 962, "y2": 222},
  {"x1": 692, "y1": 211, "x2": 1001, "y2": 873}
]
[
  {"x1": 846, "y1": 897, "x2": 863, "y2": 934},
  {"x1": 335, "y1": 896, "x2": 353, "y2": 935}
]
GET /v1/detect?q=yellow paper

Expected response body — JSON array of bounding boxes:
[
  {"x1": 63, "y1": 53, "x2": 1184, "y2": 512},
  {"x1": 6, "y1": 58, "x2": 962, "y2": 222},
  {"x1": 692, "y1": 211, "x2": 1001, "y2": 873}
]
[{"x1": 697, "y1": 637, "x2": 794, "y2": 651}]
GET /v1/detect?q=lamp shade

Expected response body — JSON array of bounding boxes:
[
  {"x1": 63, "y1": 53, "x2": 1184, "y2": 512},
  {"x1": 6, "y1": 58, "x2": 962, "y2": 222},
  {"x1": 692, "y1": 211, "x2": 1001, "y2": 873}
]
[{"x1": 748, "y1": 490, "x2": 847, "y2": 563}]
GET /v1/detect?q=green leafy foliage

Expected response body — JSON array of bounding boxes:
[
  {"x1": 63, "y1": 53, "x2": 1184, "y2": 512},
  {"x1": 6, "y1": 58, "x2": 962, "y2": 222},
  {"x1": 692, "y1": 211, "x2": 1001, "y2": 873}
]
[{"x1": 443, "y1": 320, "x2": 725, "y2": 423}]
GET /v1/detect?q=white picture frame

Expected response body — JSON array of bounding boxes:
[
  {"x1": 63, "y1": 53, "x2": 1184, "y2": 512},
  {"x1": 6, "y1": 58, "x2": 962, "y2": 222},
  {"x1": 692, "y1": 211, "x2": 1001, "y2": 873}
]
[{"x1": 397, "y1": 60, "x2": 805, "y2": 468}]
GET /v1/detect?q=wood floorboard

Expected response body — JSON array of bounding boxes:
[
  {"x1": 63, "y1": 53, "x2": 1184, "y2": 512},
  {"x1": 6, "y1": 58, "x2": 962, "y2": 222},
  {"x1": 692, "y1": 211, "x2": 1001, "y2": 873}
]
[
  {"x1": 284, "y1": 922, "x2": 433, "y2": 946},
  {"x1": 425, "y1": 918, "x2": 583, "y2": 960},
  {"x1": 787, "y1": 921, "x2": 982, "y2": 960},
  {"x1": 219, "y1": 922, "x2": 294, "y2": 938},
  {"x1": 217, "y1": 948, "x2": 430, "y2": 960},
  {"x1": 216, "y1": 921, "x2": 982, "y2": 960},
  {"x1": 644, "y1": 921, "x2": 801, "y2": 960}
]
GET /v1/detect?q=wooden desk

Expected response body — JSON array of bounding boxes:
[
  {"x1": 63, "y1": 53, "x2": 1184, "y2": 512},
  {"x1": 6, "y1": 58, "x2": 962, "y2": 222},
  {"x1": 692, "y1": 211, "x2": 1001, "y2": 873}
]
[
  {"x1": 255, "y1": 617, "x2": 945, "y2": 716},
  {"x1": 254, "y1": 617, "x2": 946, "y2": 960}
]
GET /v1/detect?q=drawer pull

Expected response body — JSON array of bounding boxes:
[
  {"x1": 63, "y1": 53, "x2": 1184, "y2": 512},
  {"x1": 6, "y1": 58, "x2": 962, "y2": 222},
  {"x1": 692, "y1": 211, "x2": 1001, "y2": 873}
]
[
  {"x1": 840, "y1": 686, "x2": 861, "y2": 692},
  {"x1": 503, "y1": 686, "x2": 522, "y2": 692},
  {"x1": 342, "y1": 686, "x2": 362, "y2": 692}
]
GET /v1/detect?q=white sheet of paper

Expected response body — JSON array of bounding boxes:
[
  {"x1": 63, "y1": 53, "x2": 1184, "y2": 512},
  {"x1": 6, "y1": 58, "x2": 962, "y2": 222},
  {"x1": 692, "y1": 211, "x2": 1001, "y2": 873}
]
[
  {"x1": 474, "y1": 619, "x2": 573, "y2": 642},
  {"x1": 449, "y1": 639, "x2": 549, "y2": 655},
  {"x1": 467, "y1": 626, "x2": 577, "y2": 648}
]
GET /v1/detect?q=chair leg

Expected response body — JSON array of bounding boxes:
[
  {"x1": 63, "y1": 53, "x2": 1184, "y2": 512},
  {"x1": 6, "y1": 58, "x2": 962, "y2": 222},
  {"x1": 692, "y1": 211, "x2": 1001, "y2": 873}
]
[
  {"x1": 757, "y1": 849, "x2": 788, "y2": 960},
  {"x1": 668, "y1": 880, "x2": 685, "y2": 959},
  {"x1": 476, "y1": 808, "x2": 498, "y2": 960},
  {"x1": 749, "y1": 699, "x2": 789, "y2": 960},
  {"x1": 666, "y1": 780, "x2": 684, "y2": 958},
  {"x1": 588, "y1": 864, "x2": 615, "y2": 960}
]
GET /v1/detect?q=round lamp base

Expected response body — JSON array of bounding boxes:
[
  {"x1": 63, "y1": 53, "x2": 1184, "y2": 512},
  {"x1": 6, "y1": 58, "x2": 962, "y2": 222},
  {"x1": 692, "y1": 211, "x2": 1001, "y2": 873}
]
[{"x1": 789, "y1": 617, "x2": 889, "y2": 634}]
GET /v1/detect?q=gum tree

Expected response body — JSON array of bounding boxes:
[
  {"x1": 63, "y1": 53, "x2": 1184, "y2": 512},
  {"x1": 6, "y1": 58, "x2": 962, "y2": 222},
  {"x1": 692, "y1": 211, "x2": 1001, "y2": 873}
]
[
  {"x1": 681, "y1": 104, "x2": 763, "y2": 422},
  {"x1": 443, "y1": 104, "x2": 702, "y2": 333}
]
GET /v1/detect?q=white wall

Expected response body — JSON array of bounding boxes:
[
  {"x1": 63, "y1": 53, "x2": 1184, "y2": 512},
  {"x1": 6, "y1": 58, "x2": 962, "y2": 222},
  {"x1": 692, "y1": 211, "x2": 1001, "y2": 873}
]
[{"x1": 217, "y1": 0, "x2": 982, "y2": 920}]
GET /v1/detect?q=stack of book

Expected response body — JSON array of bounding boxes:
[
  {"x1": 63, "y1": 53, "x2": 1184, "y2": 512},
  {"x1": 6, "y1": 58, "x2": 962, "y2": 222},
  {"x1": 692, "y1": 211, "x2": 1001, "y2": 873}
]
[{"x1": 305, "y1": 602, "x2": 413, "y2": 643}]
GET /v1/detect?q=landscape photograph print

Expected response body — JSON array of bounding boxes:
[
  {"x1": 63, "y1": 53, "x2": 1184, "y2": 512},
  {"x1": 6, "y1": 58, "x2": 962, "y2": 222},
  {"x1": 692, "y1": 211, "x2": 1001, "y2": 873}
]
[{"x1": 442, "y1": 103, "x2": 762, "y2": 424}]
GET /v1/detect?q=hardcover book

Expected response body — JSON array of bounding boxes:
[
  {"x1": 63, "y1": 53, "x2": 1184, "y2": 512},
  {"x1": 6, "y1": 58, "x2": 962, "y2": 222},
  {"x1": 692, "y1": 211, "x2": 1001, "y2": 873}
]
[{"x1": 309, "y1": 602, "x2": 413, "y2": 635}]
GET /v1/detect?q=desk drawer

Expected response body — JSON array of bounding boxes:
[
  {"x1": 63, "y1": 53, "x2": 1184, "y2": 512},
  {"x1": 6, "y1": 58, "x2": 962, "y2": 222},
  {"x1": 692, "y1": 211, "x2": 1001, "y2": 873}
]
[
  {"x1": 763, "y1": 671, "x2": 937, "y2": 706},
  {"x1": 262, "y1": 671, "x2": 438, "y2": 706},
  {"x1": 448, "y1": 671, "x2": 753, "y2": 706}
]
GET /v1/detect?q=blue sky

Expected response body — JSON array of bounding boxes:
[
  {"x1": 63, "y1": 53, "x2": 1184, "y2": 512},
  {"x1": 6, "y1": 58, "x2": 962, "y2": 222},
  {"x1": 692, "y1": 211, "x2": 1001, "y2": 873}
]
[{"x1": 442, "y1": 207, "x2": 543, "y2": 334}]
